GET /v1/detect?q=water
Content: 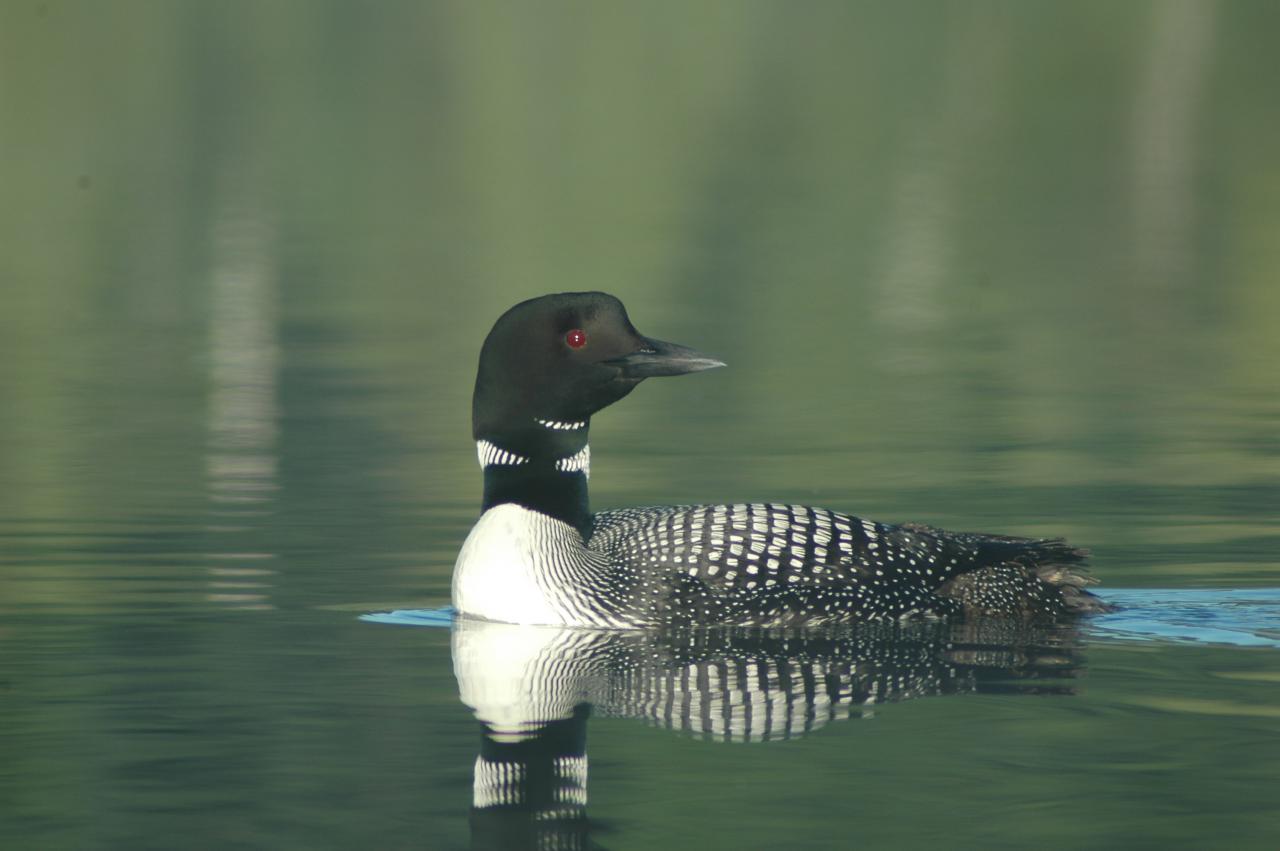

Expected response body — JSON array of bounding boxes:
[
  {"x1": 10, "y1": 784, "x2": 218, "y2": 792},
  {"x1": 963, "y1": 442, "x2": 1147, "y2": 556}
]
[{"x1": 3, "y1": 2, "x2": 1279, "y2": 849}]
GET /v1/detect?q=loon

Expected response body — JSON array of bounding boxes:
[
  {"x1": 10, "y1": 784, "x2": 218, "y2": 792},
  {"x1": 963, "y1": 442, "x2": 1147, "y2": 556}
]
[{"x1": 452, "y1": 292, "x2": 1107, "y2": 628}]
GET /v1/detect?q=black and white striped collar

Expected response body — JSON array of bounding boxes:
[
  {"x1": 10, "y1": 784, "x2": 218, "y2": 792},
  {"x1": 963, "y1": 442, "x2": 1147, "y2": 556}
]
[
  {"x1": 475, "y1": 439, "x2": 591, "y2": 480},
  {"x1": 476, "y1": 439, "x2": 529, "y2": 468}
]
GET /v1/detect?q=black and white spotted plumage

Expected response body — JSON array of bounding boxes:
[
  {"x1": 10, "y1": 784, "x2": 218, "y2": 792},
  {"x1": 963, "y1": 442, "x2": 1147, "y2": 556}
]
[
  {"x1": 452, "y1": 292, "x2": 1109, "y2": 628},
  {"x1": 586, "y1": 503, "x2": 1100, "y2": 625}
]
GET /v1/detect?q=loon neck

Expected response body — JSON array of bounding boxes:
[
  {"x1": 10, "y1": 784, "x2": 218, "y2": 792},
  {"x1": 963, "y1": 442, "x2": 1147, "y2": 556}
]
[{"x1": 476, "y1": 420, "x2": 592, "y2": 538}]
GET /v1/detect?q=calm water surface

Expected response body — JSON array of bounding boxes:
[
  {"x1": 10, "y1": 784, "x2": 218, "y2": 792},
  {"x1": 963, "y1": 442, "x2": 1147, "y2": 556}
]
[{"x1": 3, "y1": 3, "x2": 1280, "y2": 849}]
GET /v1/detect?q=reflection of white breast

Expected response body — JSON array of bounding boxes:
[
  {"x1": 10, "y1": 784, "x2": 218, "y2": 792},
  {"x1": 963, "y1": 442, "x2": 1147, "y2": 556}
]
[
  {"x1": 449, "y1": 617, "x2": 879, "y2": 744},
  {"x1": 451, "y1": 504, "x2": 569, "y2": 625},
  {"x1": 452, "y1": 617, "x2": 615, "y2": 740},
  {"x1": 450, "y1": 617, "x2": 1086, "y2": 747}
]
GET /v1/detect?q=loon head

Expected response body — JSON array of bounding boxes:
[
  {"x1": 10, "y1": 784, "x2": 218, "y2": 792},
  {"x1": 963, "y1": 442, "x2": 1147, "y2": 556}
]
[{"x1": 472, "y1": 292, "x2": 724, "y2": 443}]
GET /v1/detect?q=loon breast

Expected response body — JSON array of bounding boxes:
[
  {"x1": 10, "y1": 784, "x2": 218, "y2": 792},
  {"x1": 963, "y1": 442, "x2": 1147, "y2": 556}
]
[
  {"x1": 452, "y1": 504, "x2": 626, "y2": 627},
  {"x1": 452, "y1": 505, "x2": 567, "y2": 625}
]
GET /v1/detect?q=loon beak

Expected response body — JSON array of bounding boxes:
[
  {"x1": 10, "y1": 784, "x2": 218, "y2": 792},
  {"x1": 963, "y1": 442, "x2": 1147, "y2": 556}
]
[{"x1": 607, "y1": 337, "x2": 726, "y2": 378}]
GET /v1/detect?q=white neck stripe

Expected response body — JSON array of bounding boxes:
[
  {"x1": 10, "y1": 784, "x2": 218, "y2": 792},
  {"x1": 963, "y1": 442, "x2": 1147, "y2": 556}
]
[
  {"x1": 535, "y1": 418, "x2": 587, "y2": 431},
  {"x1": 554, "y1": 445, "x2": 590, "y2": 479},
  {"x1": 476, "y1": 439, "x2": 529, "y2": 467},
  {"x1": 475, "y1": 440, "x2": 590, "y2": 479}
]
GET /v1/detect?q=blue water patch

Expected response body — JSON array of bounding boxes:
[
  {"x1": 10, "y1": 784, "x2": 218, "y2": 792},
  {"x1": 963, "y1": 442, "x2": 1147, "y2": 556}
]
[
  {"x1": 357, "y1": 591, "x2": 1280, "y2": 649},
  {"x1": 1090, "y1": 588, "x2": 1280, "y2": 649},
  {"x1": 359, "y1": 606, "x2": 456, "y2": 627}
]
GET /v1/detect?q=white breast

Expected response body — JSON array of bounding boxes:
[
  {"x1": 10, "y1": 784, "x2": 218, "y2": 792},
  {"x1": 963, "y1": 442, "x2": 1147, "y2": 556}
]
[{"x1": 452, "y1": 504, "x2": 577, "y2": 625}]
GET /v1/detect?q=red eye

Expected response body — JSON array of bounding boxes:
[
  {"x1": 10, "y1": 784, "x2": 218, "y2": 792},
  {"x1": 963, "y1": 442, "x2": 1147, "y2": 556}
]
[{"x1": 565, "y1": 329, "x2": 587, "y2": 349}]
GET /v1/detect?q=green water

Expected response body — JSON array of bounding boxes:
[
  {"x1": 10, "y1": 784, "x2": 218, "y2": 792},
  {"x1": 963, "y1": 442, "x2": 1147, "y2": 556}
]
[{"x1": 3, "y1": 2, "x2": 1279, "y2": 848}]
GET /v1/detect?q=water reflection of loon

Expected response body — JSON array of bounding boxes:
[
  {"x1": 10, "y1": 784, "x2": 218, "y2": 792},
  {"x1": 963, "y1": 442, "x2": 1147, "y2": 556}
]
[{"x1": 455, "y1": 616, "x2": 1084, "y2": 851}]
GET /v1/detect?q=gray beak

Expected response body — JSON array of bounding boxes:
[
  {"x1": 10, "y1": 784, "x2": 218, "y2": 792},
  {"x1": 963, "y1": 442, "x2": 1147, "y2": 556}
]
[{"x1": 607, "y1": 337, "x2": 726, "y2": 378}]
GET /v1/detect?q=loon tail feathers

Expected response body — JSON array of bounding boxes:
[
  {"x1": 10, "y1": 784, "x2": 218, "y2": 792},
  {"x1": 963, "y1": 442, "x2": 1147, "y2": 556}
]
[
  {"x1": 1032, "y1": 552, "x2": 1113, "y2": 615},
  {"x1": 910, "y1": 526, "x2": 1112, "y2": 618}
]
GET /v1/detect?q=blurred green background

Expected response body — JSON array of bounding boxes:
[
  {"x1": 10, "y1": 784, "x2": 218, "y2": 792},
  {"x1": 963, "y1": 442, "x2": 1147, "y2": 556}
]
[{"x1": 2, "y1": 1, "x2": 1279, "y2": 849}]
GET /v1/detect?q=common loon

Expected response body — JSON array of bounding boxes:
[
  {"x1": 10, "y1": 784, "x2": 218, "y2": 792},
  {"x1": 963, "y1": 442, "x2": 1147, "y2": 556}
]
[{"x1": 452, "y1": 292, "x2": 1107, "y2": 628}]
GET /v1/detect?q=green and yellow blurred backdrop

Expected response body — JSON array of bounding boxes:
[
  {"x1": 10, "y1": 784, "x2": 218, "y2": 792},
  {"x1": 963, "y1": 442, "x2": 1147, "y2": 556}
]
[{"x1": 2, "y1": 2, "x2": 1279, "y2": 849}]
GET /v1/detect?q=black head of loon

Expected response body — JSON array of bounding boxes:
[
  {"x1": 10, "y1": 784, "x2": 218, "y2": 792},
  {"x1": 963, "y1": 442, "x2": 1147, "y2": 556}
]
[{"x1": 473, "y1": 291, "x2": 723, "y2": 443}]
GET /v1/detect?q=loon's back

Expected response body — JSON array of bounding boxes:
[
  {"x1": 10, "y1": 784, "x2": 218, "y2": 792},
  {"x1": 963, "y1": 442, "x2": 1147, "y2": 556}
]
[
  {"x1": 589, "y1": 503, "x2": 1102, "y2": 626},
  {"x1": 452, "y1": 292, "x2": 1108, "y2": 628}
]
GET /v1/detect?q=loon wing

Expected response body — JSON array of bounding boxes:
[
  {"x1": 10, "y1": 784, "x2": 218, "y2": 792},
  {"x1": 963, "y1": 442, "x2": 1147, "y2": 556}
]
[{"x1": 589, "y1": 504, "x2": 1100, "y2": 624}]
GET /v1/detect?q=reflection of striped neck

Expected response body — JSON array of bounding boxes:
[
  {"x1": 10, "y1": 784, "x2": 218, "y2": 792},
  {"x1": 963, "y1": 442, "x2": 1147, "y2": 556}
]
[
  {"x1": 469, "y1": 710, "x2": 592, "y2": 851},
  {"x1": 473, "y1": 727, "x2": 588, "y2": 808}
]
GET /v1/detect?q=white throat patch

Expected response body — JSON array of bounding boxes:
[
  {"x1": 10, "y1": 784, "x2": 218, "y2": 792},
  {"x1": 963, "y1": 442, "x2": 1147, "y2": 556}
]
[{"x1": 476, "y1": 439, "x2": 529, "y2": 468}]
